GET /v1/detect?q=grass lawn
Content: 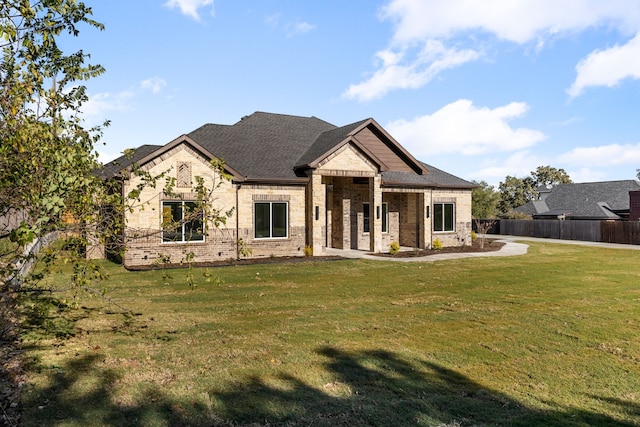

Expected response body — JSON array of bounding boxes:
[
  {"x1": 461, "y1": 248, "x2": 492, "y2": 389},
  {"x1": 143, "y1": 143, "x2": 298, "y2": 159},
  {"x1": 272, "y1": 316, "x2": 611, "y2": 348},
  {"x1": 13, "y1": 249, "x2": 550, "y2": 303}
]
[{"x1": 19, "y1": 242, "x2": 640, "y2": 426}]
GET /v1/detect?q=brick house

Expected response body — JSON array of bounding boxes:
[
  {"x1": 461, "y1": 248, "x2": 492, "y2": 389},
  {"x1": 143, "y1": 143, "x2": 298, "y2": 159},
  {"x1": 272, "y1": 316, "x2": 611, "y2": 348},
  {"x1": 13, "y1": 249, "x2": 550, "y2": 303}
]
[{"x1": 97, "y1": 112, "x2": 474, "y2": 268}]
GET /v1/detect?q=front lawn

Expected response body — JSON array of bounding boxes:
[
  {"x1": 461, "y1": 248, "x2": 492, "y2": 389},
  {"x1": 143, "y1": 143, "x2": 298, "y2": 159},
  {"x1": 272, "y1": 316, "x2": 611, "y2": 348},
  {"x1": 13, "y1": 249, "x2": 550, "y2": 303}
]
[{"x1": 19, "y1": 242, "x2": 640, "y2": 426}]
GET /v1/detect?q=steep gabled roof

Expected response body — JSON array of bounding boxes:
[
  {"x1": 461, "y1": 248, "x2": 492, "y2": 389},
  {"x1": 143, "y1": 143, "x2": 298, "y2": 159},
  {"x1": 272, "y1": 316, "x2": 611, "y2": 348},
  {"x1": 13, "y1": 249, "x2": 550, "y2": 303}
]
[
  {"x1": 99, "y1": 112, "x2": 473, "y2": 189},
  {"x1": 515, "y1": 180, "x2": 640, "y2": 219},
  {"x1": 295, "y1": 119, "x2": 370, "y2": 169},
  {"x1": 189, "y1": 112, "x2": 335, "y2": 180}
]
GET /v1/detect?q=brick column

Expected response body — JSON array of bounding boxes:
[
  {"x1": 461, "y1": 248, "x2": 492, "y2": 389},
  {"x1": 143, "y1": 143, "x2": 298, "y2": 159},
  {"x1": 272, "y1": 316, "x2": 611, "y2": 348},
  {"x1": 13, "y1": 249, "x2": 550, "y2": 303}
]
[
  {"x1": 309, "y1": 172, "x2": 326, "y2": 255},
  {"x1": 369, "y1": 175, "x2": 383, "y2": 252}
]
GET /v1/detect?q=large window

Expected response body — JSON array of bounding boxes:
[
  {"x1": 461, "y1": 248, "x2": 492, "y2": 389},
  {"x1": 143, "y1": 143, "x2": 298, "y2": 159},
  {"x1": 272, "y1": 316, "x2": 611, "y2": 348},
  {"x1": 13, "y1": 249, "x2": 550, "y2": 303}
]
[
  {"x1": 162, "y1": 201, "x2": 205, "y2": 243},
  {"x1": 433, "y1": 203, "x2": 455, "y2": 232},
  {"x1": 363, "y1": 203, "x2": 388, "y2": 233},
  {"x1": 255, "y1": 202, "x2": 288, "y2": 239}
]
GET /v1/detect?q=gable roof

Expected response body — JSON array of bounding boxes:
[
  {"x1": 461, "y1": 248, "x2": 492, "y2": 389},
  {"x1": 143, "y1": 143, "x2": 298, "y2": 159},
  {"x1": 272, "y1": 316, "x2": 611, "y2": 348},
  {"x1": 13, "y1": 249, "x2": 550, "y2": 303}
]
[
  {"x1": 97, "y1": 144, "x2": 162, "y2": 179},
  {"x1": 382, "y1": 163, "x2": 475, "y2": 189},
  {"x1": 515, "y1": 180, "x2": 640, "y2": 219},
  {"x1": 100, "y1": 112, "x2": 473, "y2": 188},
  {"x1": 188, "y1": 112, "x2": 335, "y2": 181}
]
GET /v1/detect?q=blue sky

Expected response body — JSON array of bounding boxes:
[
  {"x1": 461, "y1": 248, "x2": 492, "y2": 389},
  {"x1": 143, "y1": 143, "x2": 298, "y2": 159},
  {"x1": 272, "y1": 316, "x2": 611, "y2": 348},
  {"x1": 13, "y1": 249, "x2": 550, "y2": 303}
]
[{"x1": 74, "y1": 0, "x2": 640, "y2": 187}]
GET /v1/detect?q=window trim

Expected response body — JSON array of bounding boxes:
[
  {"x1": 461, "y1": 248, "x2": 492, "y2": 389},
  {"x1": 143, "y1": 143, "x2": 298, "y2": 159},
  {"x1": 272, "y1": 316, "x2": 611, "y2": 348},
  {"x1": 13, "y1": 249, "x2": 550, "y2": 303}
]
[
  {"x1": 433, "y1": 202, "x2": 455, "y2": 232},
  {"x1": 254, "y1": 201, "x2": 289, "y2": 239},
  {"x1": 161, "y1": 200, "x2": 205, "y2": 244}
]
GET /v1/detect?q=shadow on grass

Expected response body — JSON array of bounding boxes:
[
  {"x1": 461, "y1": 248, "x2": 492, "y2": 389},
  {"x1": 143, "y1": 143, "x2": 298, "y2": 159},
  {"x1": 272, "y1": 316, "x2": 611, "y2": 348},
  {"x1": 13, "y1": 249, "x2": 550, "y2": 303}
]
[{"x1": 21, "y1": 346, "x2": 638, "y2": 427}]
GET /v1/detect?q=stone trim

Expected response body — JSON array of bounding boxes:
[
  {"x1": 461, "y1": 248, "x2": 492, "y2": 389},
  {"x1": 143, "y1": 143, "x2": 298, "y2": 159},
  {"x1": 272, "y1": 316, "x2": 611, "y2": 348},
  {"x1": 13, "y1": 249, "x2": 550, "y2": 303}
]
[
  {"x1": 177, "y1": 162, "x2": 192, "y2": 187},
  {"x1": 320, "y1": 169, "x2": 376, "y2": 177},
  {"x1": 162, "y1": 192, "x2": 200, "y2": 200},
  {"x1": 434, "y1": 197, "x2": 456, "y2": 203},
  {"x1": 141, "y1": 144, "x2": 207, "y2": 173},
  {"x1": 252, "y1": 194, "x2": 291, "y2": 201}
]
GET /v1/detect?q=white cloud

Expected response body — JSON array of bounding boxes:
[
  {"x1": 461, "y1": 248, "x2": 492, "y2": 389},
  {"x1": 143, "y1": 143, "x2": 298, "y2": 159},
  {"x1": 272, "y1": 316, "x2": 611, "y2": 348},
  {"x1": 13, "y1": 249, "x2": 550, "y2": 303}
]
[
  {"x1": 558, "y1": 143, "x2": 640, "y2": 166},
  {"x1": 164, "y1": 0, "x2": 214, "y2": 21},
  {"x1": 342, "y1": 41, "x2": 480, "y2": 101},
  {"x1": 568, "y1": 32, "x2": 640, "y2": 97},
  {"x1": 378, "y1": 0, "x2": 640, "y2": 45},
  {"x1": 345, "y1": 0, "x2": 640, "y2": 100},
  {"x1": 81, "y1": 91, "x2": 134, "y2": 124},
  {"x1": 291, "y1": 21, "x2": 316, "y2": 36},
  {"x1": 386, "y1": 99, "x2": 546, "y2": 158},
  {"x1": 566, "y1": 168, "x2": 608, "y2": 183},
  {"x1": 471, "y1": 151, "x2": 545, "y2": 184},
  {"x1": 265, "y1": 14, "x2": 316, "y2": 37},
  {"x1": 141, "y1": 77, "x2": 168, "y2": 94}
]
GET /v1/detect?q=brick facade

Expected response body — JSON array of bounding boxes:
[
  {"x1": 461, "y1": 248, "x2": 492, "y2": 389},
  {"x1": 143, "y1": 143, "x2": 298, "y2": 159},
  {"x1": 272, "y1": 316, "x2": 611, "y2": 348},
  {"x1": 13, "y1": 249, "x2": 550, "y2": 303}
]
[{"x1": 103, "y1": 122, "x2": 473, "y2": 267}]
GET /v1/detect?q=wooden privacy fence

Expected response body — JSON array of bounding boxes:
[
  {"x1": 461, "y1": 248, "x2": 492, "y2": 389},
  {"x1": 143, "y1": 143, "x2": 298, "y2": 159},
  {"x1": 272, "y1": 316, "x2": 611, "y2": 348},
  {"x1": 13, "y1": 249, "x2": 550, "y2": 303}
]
[{"x1": 495, "y1": 219, "x2": 640, "y2": 245}]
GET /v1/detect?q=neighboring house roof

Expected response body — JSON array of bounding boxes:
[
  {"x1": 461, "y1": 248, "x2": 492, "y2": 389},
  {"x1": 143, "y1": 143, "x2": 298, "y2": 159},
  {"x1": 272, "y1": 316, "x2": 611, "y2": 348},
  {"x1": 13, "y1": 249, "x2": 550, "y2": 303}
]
[
  {"x1": 98, "y1": 112, "x2": 474, "y2": 189},
  {"x1": 514, "y1": 180, "x2": 640, "y2": 219}
]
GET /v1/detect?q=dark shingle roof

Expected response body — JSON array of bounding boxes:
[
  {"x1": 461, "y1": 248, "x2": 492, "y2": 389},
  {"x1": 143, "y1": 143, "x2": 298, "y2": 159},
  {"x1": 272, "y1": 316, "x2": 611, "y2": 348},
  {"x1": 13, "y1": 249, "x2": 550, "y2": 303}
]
[
  {"x1": 381, "y1": 163, "x2": 475, "y2": 189},
  {"x1": 97, "y1": 144, "x2": 162, "y2": 179},
  {"x1": 189, "y1": 112, "x2": 335, "y2": 179},
  {"x1": 295, "y1": 119, "x2": 369, "y2": 168},
  {"x1": 515, "y1": 180, "x2": 640, "y2": 219},
  {"x1": 100, "y1": 112, "x2": 474, "y2": 189}
]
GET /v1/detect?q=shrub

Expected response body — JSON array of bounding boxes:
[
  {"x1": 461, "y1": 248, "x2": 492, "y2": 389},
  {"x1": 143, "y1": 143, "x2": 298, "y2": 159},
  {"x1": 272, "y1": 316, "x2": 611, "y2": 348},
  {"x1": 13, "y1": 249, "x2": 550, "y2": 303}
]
[
  {"x1": 304, "y1": 245, "x2": 313, "y2": 257},
  {"x1": 237, "y1": 238, "x2": 252, "y2": 258},
  {"x1": 389, "y1": 241, "x2": 400, "y2": 256},
  {"x1": 432, "y1": 238, "x2": 443, "y2": 250},
  {"x1": 471, "y1": 230, "x2": 477, "y2": 241}
]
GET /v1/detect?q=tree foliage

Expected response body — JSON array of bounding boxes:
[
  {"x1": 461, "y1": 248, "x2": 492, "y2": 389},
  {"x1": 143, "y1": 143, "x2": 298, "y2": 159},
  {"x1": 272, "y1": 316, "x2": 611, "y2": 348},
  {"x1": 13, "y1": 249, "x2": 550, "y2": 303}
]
[
  {"x1": 471, "y1": 180, "x2": 500, "y2": 219},
  {"x1": 0, "y1": 1, "x2": 235, "y2": 296},
  {"x1": 1, "y1": 0, "x2": 107, "y2": 287},
  {"x1": 530, "y1": 166, "x2": 572, "y2": 188},
  {"x1": 497, "y1": 175, "x2": 536, "y2": 213},
  {"x1": 498, "y1": 166, "x2": 572, "y2": 213}
]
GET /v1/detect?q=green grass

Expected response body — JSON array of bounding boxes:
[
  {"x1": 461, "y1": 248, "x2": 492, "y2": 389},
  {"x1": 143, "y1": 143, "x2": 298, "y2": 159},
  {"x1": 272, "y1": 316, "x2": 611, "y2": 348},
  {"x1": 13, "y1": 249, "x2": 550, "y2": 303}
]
[{"x1": 19, "y1": 242, "x2": 640, "y2": 426}]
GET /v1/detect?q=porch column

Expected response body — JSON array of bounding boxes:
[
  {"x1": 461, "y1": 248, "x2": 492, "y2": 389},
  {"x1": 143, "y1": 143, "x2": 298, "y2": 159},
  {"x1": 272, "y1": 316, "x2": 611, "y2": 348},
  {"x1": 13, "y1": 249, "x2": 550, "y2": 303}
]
[
  {"x1": 424, "y1": 190, "x2": 433, "y2": 249},
  {"x1": 369, "y1": 175, "x2": 383, "y2": 253},
  {"x1": 309, "y1": 172, "x2": 326, "y2": 255},
  {"x1": 418, "y1": 192, "x2": 427, "y2": 249}
]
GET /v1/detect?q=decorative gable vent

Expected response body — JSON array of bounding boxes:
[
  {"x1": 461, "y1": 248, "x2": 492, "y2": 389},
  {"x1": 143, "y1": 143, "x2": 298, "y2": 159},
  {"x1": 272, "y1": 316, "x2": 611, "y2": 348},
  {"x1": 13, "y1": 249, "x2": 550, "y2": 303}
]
[{"x1": 177, "y1": 162, "x2": 192, "y2": 188}]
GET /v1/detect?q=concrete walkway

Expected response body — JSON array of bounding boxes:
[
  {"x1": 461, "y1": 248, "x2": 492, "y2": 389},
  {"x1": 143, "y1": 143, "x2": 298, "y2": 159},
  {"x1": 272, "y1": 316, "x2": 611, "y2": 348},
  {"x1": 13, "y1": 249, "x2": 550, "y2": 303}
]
[{"x1": 324, "y1": 235, "x2": 640, "y2": 262}]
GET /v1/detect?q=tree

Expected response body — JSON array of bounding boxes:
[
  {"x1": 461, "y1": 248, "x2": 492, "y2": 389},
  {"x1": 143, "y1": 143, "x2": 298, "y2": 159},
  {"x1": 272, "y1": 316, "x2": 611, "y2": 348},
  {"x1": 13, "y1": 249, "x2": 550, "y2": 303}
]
[
  {"x1": 1, "y1": 0, "x2": 108, "y2": 291},
  {"x1": 531, "y1": 166, "x2": 572, "y2": 188},
  {"x1": 498, "y1": 166, "x2": 572, "y2": 213},
  {"x1": 472, "y1": 180, "x2": 500, "y2": 219},
  {"x1": 471, "y1": 181, "x2": 500, "y2": 248},
  {"x1": 497, "y1": 175, "x2": 536, "y2": 213}
]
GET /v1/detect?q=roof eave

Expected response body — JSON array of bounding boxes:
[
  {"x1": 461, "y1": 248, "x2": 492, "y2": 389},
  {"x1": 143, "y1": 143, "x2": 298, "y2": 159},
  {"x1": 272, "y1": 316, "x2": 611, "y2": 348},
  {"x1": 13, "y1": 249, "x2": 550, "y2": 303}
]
[{"x1": 128, "y1": 135, "x2": 245, "y2": 182}]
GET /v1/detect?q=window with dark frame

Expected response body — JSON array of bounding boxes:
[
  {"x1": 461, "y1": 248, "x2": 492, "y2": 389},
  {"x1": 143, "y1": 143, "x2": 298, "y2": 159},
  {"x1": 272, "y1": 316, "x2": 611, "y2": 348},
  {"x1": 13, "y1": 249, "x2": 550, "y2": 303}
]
[
  {"x1": 433, "y1": 202, "x2": 455, "y2": 232},
  {"x1": 162, "y1": 201, "x2": 204, "y2": 243},
  {"x1": 363, "y1": 202, "x2": 388, "y2": 233},
  {"x1": 254, "y1": 202, "x2": 288, "y2": 239}
]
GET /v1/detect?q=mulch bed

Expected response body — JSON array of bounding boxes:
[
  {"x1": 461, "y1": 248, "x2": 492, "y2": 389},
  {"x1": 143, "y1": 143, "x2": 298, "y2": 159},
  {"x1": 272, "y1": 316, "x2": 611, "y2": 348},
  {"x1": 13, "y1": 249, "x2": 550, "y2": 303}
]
[
  {"x1": 127, "y1": 239, "x2": 506, "y2": 269},
  {"x1": 371, "y1": 238, "x2": 505, "y2": 258}
]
